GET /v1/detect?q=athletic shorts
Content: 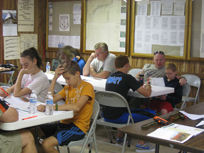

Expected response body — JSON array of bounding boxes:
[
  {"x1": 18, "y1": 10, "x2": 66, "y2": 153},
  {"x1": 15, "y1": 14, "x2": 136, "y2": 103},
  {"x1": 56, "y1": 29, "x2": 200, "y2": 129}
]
[
  {"x1": 40, "y1": 122, "x2": 85, "y2": 146},
  {"x1": 103, "y1": 108, "x2": 155, "y2": 124},
  {"x1": 0, "y1": 131, "x2": 22, "y2": 153},
  {"x1": 148, "y1": 100, "x2": 173, "y2": 113}
]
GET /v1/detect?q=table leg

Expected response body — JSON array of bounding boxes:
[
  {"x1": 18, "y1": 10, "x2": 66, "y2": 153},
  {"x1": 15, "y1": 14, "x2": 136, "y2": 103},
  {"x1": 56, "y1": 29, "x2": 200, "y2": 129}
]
[
  {"x1": 35, "y1": 126, "x2": 38, "y2": 151},
  {"x1": 155, "y1": 144, "x2": 159, "y2": 153}
]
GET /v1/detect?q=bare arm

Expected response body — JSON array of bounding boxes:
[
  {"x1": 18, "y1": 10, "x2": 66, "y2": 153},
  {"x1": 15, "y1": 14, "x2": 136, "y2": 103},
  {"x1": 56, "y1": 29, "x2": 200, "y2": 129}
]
[
  {"x1": 53, "y1": 95, "x2": 89, "y2": 111},
  {"x1": 13, "y1": 69, "x2": 36, "y2": 97},
  {"x1": 37, "y1": 65, "x2": 65, "y2": 112},
  {"x1": 0, "y1": 107, "x2": 18, "y2": 122},
  {"x1": 38, "y1": 95, "x2": 89, "y2": 112},
  {"x1": 90, "y1": 70, "x2": 110, "y2": 79},
  {"x1": 83, "y1": 53, "x2": 96, "y2": 76},
  {"x1": 0, "y1": 85, "x2": 14, "y2": 97},
  {"x1": 136, "y1": 84, "x2": 152, "y2": 97},
  {"x1": 135, "y1": 68, "x2": 144, "y2": 78},
  {"x1": 176, "y1": 75, "x2": 187, "y2": 86}
]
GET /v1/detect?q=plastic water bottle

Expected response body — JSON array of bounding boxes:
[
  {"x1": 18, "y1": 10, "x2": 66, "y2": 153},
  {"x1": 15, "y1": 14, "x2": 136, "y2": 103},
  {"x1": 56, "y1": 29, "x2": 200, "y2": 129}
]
[
  {"x1": 46, "y1": 62, "x2": 50, "y2": 74},
  {"x1": 30, "y1": 90, "x2": 37, "y2": 114},
  {"x1": 45, "y1": 91, "x2": 53, "y2": 115}
]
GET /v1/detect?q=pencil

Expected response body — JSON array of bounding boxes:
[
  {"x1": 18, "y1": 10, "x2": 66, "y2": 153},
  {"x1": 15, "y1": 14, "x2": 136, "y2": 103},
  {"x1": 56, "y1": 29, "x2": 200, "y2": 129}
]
[{"x1": 0, "y1": 87, "x2": 10, "y2": 98}]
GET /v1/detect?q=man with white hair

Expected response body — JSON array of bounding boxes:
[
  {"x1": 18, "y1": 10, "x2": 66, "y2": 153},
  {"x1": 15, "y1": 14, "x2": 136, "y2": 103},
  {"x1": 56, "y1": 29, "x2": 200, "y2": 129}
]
[{"x1": 83, "y1": 42, "x2": 116, "y2": 79}]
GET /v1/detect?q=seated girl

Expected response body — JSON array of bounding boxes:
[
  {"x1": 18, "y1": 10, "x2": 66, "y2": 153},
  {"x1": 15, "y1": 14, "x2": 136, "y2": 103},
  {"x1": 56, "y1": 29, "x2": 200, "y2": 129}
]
[{"x1": 0, "y1": 47, "x2": 50, "y2": 102}]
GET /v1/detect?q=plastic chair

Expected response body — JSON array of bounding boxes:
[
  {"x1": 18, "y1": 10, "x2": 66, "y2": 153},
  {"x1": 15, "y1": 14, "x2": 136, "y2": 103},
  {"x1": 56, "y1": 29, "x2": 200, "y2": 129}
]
[
  {"x1": 95, "y1": 91, "x2": 134, "y2": 153},
  {"x1": 180, "y1": 83, "x2": 191, "y2": 109},
  {"x1": 52, "y1": 59, "x2": 60, "y2": 71},
  {"x1": 128, "y1": 68, "x2": 142, "y2": 77},
  {"x1": 65, "y1": 100, "x2": 100, "y2": 153},
  {"x1": 181, "y1": 74, "x2": 201, "y2": 106}
]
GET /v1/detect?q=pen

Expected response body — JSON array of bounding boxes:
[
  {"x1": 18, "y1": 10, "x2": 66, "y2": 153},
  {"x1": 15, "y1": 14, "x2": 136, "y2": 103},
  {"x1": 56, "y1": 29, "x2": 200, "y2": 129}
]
[
  {"x1": 22, "y1": 115, "x2": 37, "y2": 120},
  {"x1": 0, "y1": 87, "x2": 10, "y2": 98}
]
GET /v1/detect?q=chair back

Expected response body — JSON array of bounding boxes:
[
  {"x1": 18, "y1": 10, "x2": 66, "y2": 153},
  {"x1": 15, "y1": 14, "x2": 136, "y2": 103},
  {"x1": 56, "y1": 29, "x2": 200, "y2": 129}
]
[
  {"x1": 52, "y1": 59, "x2": 60, "y2": 71},
  {"x1": 79, "y1": 100, "x2": 99, "y2": 153},
  {"x1": 182, "y1": 83, "x2": 191, "y2": 97},
  {"x1": 181, "y1": 74, "x2": 201, "y2": 88},
  {"x1": 181, "y1": 74, "x2": 201, "y2": 103},
  {"x1": 95, "y1": 91, "x2": 134, "y2": 123},
  {"x1": 128, "y1": 68, "x2": 142, "y2": 77},
  {"x1": 0, "y1": 70, "x2": 15, "y2": 86},
  {"x1": 49, "y1": 80, "x2": 64, "y2": 105},
  {"x1": 49, "y1": 80, "x2": 63, "y2": 94},
  {"x1": 180, "y1": 83, "x2": 191, "y2": 109}
]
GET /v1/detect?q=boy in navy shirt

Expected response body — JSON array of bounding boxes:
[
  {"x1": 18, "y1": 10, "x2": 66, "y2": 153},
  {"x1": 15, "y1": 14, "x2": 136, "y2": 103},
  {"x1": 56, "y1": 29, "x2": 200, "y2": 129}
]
[{"x1": 141, "y1": 63, "x2": 182, "y2": 115}]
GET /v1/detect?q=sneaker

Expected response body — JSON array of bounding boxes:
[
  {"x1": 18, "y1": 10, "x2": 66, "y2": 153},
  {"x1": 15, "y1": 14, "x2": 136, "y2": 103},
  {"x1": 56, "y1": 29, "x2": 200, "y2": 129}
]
[
  {"x1": 135, "y1": 142, "x2": 155, "y2": 152},
  {"x1": 116, "y1": 137, "x2": 124, "y2": 145}
]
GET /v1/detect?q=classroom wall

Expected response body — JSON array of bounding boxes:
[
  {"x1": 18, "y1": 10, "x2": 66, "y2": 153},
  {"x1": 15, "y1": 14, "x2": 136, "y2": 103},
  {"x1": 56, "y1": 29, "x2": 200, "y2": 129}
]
[
  {"x1": 0, "y1": 0, "x2": 203, "y2": 106},
  {"x1": 0, "y1": 0, "x2": 46, "y2": 83}
]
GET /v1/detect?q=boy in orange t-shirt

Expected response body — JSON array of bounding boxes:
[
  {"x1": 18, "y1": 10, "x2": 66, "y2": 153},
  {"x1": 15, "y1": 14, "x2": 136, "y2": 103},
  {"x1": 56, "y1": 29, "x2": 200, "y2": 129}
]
[{"x1": 37, "y1": 61, "x2": 95, "y2": 153}]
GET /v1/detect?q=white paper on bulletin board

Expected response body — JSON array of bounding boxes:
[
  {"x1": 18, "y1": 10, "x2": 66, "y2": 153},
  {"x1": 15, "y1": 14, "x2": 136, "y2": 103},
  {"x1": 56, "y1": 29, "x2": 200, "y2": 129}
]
[{"x1": 4, "y1": 37, "x2": 20, "y2": 60}]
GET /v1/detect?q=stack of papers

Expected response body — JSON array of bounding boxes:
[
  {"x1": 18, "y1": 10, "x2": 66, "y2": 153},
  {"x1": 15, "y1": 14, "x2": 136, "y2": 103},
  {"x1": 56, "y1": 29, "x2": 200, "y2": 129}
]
[{"x1": 147, "y1": 123, "x2": 204, "y2": 143}]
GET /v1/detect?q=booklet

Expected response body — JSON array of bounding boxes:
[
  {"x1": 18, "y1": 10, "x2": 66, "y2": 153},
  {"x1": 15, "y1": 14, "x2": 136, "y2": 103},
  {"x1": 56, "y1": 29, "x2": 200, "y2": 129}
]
[{"x1": 147, "y1": 123, "x2": 204, "y2": 143}]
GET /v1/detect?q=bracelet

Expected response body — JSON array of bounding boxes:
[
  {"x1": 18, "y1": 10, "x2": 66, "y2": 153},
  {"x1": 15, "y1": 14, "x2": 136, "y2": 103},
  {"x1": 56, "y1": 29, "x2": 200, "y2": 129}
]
[{"x1": 55, "y1": 103, "x2": 58, "y2": 111}]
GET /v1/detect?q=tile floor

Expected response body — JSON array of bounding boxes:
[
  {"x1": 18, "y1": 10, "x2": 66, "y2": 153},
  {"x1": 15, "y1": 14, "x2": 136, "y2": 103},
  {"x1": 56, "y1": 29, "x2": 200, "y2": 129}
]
[{"x1": 56, "y1": 125, "x2": 181, "y2": 153}]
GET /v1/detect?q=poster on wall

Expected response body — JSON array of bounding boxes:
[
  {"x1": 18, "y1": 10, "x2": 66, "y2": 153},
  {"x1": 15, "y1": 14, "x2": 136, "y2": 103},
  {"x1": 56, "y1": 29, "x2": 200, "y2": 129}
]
[
  {"x1": 59, "y1": 14, "x2": 70, "y2": 31},
  {"x1": 4, "y1": 37, "x2": 20, "y2": 60},
  {"x1": 18, "y1": 0, "x2": 34, "y2": 32},
  {"x1": 2, "y1": 10, "x2": 17, "y2": 36}
]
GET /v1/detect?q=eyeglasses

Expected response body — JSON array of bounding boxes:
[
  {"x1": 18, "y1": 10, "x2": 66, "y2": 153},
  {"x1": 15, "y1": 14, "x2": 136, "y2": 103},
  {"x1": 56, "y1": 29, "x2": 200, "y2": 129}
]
[
  {"x1": 96, "y1": 51, "x2": 106, "y2": 56},
  {"x1": 154, "y1": 51, "x2": 164, "y2": 55},
  {"x1": 165, "y1": 73, "x2": 173, "y2": 76}
]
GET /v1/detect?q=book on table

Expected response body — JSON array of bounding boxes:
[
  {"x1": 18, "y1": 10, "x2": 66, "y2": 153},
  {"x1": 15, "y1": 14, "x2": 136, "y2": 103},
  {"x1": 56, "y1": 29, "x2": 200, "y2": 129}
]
[{"x1": 147, "y1": 123, "x2": 204, "y2": 143}]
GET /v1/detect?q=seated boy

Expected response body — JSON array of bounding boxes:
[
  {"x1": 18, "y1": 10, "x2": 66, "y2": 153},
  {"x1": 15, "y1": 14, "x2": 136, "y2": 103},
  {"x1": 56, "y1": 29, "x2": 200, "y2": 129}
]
[
  {"x1": 37, "y1": 61, "x2": 95, "y2": 153},
  {"x1": 141, "y1": 63, "x2": 182, "y2": 115},
  {"x1": 103, "y1": 55, "x2": 155, "y2": 152}
]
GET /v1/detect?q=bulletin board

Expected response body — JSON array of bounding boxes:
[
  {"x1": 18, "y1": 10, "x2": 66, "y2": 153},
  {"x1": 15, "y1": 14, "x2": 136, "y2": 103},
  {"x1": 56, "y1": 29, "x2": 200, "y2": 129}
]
[
  {"x1": 187, "y1": 0, "x2": 204, "y2": 61},
  {"x1": 81, "y1": 0, "x2": 130, "y2": 55},
  {"x1": 130, "y1": 0, "x2": 189, "y2": 60},
  {"x1": 46, "y1": 0, "x2": 81, "y2": 51}
]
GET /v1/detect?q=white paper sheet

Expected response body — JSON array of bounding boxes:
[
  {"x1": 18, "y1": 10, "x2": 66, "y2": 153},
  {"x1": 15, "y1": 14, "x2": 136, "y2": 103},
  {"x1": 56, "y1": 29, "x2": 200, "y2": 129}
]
[
  {"x1": 174, "y1": 2, "x2": 185, "y2": 16},
  {"x1": 150, "y1": 1, "x2": 161, "y2": 16},
  {"x1": 151, "y1": 77, "x2": 165, "y2": 87},
  {"x1": 4, "y1": 37, "x2": 20, "y2": 60},
  {"x1": 18, "y1": 0, "x2": 34, "y2": 32},
  {"x1": 137, "y1": 4, "x2": 148, "y2": 16},
  {"x1": 162, "y1": 1, "x2": 173, "y2": 15},
  {"x1": 179, "y1": 111, "x2": 204, "y2": 120}
]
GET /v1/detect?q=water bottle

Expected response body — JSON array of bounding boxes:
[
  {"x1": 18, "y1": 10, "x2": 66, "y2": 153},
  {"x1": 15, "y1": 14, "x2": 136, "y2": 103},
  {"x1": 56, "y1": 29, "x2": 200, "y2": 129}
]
[
  {"x1": 46, "y1": 62, "x2": 50, "y2": 74},
  {"x1": 45, "y1": 91, "x2": 53, "y2": 115},
  {"x1": 30, "y1": 90, "x2": 37, "y2": 114}
]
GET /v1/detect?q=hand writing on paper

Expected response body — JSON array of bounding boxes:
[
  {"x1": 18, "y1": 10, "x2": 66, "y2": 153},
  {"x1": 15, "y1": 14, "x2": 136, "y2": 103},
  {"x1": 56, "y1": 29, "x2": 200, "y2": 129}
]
[{"x1": 37, "y1": 104, "x2": 46, "y2": 112}]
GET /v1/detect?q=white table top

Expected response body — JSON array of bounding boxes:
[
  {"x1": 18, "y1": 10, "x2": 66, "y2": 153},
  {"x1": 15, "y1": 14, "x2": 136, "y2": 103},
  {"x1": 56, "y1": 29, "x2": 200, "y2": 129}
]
[
  {"x1": 45, "y1": 73, "x2": 174, "y2": 98},
  {"x1": 0, "y1": 97, "x2": 73, "y2": 131}
]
